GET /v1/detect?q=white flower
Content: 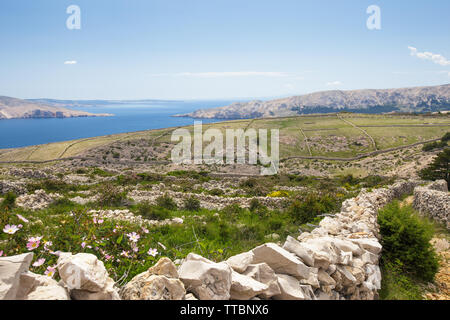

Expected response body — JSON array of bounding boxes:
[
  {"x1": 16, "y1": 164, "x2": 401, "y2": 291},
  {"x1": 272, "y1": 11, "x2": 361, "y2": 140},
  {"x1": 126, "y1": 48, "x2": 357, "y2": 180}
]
[
  {"x1": 147, "y1": 248, "x2": 158, "y2": 257},
  {"x1": 3, "y1": 225, "x2": 19, "y2": 234},
  {"x1": 127, "y1": 232, "x2": 140, "y2": 243}
]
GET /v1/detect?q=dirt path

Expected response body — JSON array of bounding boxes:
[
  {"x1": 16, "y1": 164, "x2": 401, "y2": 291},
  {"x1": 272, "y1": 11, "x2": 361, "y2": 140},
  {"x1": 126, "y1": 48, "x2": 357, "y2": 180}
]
[
  {"x1": 299, "y1": 128, "x2": 313, "y2": 156},
  {"x1": 337, "y1": 114, "x2": 378, "y2": 151}
]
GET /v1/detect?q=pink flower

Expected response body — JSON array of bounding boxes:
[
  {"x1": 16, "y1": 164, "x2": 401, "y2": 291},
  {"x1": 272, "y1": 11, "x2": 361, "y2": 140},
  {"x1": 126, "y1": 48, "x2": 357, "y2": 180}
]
[
  {"x1": 105, "y1": 254, "x2": 113, "y2": 261},
  {"x1": 120, "y1": 250, "x2": 130, "y2": 258},
  {"x1": 0, "y1": 250, "x2": 3, "y2": 257},
  {"x1": 98, "y1": 219, "x2": 104, "y2": 224},
  {"x1": 18, "y1": 224, "x2": 23, "y2": 229},
  {"x1": 44, "y1": 266, "x2": 57, "y2": 278},
  {"x1": 26, "y1": 237, "x2": 42, "y2": 251},
  {"x1": 16, "y1": 214, "x2": 29, "y2": 223},
  {"x1": 81, "y1": 242, "x2": 86, "y2": 248},
  {"x1": 147, "y1": 248, "x2": 158, "y2": 257},
  {"x1": 32, "y1": 258, "x2": 46, "y2": 267},
  {"x1": 142, "y1": 227, "x2": 149, "y2": 234},
  {"x1": 3, "y1": 224, "x2": 19, "y2": 235}
]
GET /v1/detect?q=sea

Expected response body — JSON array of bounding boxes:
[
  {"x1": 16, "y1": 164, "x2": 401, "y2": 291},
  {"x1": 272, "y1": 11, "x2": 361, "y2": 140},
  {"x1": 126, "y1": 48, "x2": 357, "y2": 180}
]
[{"x1": 0, "y1": 100, "x2": 233, "y2": 149}]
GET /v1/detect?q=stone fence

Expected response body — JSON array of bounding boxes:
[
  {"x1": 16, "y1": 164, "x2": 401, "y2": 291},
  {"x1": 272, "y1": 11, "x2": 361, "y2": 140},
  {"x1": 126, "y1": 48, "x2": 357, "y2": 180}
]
[
  {"x1": 1, "y1": 180, "x2": 421, "y2": 300},
  {"x1": 413, "y1": 180, "x2": 450, "y2": 229}
]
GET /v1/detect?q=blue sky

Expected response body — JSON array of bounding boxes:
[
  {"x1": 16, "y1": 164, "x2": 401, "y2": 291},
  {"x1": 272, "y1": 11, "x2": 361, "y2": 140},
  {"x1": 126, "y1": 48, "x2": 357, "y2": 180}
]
[{"x1": 0, "y1": 0, "x2": 449, "y2": 100}]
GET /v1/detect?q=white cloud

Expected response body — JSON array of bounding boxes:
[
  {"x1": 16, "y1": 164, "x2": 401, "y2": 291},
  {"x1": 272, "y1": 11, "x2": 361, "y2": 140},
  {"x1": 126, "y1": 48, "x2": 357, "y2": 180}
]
[
  {"x1": 326, "y1": 81, "x2": 343, "y2": 87},
  {"x1": 64, "y1": 60, "x2": 77, "y2": 65},
  {"x1": 150, "y1": 71, "x2": 292, "y2": 78},
  {"x1": 408, "y1": 46, "x2": 450, "y2": 66}
]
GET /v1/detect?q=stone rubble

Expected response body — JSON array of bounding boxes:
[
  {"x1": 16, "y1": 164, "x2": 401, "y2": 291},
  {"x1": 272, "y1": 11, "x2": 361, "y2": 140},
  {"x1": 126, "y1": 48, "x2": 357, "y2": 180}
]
[{"x1": 16, "y1": 189, "x2": 62, "y2": 211}]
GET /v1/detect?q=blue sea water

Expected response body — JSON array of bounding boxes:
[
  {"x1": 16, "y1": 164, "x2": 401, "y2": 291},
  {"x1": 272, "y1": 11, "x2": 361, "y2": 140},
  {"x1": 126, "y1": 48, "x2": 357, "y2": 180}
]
[{"x1": 0, "y1": 100, "x2": 232, "y2": 149}]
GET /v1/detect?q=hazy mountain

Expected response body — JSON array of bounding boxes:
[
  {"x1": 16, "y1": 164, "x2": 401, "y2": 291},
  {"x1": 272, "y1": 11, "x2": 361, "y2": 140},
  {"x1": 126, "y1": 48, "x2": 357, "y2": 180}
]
[
  {"x1": 175, "y1": 84, "x2": 450, "y2": 119},
  {"x1": 0, "y1": 96, "x2": 113, "y2": 119}
]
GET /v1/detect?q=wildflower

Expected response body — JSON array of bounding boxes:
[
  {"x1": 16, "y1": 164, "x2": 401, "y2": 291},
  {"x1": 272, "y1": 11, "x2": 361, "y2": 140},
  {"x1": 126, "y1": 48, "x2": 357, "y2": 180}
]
[
  {"x1": 3, "y1": 224, "x2": 19, "y2": 235},
  {"x1": 44, "y1": 266, "x2": 57, "y2": 278},
  {"x1": 121, "y1": 250, "x2": 130, "y2": 258},
  {"x1": 44, "y1": 241, "x2": 53, "y2": 251},
  {"x1": 81, "y1": 242, "x2": 86, "y2": 248},
  {"x1": 18, "y1": 224, "x2": 23, "y2": 229},
  {"x1": 26, "y1": 237, "x2": 42, "y2": 251},
  {"x1": 142, "y1": 227, "x2": 149, "y2": 234},
  {"x1": 105, "y1": 254, "x2": 113, "y2": 261},
  {"x1": 98, "y1": 219, "x2": 104, "y2": 224},
  {"x1": 147, "y1": 248, "x2": 158, "y2": 257},
  {"x1": 32, "y1": 258, "x2": 46, "y2": 267},
  {"x1": 127, "y1": 232, "x2": 140, "y2": 243},
  {"x1": 16, "y1": 214, "x2": 29, "y2": 223},
  {"x1": 0, "y1": 250, "x2": 3, "y2": 256},
  {"x1": 50, "y1": 251, "x2": 61, "y2": 256}
]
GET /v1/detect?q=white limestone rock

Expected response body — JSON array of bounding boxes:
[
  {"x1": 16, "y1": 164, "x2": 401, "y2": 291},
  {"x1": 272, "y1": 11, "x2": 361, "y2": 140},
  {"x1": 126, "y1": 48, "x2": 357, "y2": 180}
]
[
  {"x1": 273, "y1": 274, "x2": 315, "y2": 300},
  {"x1": 243, "y1": 263, "x2": 281, "y2": 299},
  {"x1": 178, "y1": 253, "x2": 232, "y2": 300},
  {"x1": 230, "y1": 271, "x2": 268, "y2": 300},
  {"x1": 226, "y1": 251, "x2": 254, "y2": 273},
  {"x1": 57, "y1": 252, "x2": 120, "y2": 300},
  {"x1": 282, "y1": 236, "x2": 314, "y2": 266},
  {"x1": 16, "y1": 271, "x2": 70, "y2": 300},
  {"x1": 0, "y1": 253, "x2": 34, "y2": 300},
  {"x1": 252, "y1": 243, "x2": 311, "y2": 280}
]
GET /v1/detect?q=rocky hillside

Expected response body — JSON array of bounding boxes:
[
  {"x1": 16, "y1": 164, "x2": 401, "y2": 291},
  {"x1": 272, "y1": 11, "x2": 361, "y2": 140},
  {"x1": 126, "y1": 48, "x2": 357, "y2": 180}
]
[
  {"x1": 0, "y1": 96, "x2": 112, "y2": 120},
  {"x1": 177, "y1": 84, "x2": 450, "y2": 119}
]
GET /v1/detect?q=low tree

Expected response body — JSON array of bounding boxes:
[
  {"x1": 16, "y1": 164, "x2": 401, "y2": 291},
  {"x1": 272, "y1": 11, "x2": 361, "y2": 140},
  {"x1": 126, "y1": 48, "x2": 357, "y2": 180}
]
[{"x1": 419, "y1": 148, "x2": 450, "y2": 184}]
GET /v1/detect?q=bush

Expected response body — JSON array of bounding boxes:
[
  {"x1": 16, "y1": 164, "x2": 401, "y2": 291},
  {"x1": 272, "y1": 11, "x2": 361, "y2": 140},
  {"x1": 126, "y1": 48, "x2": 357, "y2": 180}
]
[
  {"x1": 97, "y1": 183, "x2": 127, "y2": 207},
  {"x1": 136, "y1": 201, "x2": 171, "y2": 220},
  {"x1": 419, "y1": 148, "x2": 450, "y2": 184},
  {"x1": 378, "y1": 201, "x2": 439, "y2": 282},
  {"x1": 1, "y1": 192, "x2": 16, "y2": 211},
  {"x1": 183, "y1": 196, "x2": 201, "y2": 211},
  {"x1": 156, "y1": 194, "x2": 178, "y2": 210},
  {"x1": 288, "y1": 193, "x2": 336, "y2": 224}
]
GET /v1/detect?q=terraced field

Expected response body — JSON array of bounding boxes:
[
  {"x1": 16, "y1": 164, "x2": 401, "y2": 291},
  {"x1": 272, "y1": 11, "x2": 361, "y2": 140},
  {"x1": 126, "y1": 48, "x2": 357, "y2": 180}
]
[{"x1": 0, "y1": 113, "x2": 449, "y2": 167}]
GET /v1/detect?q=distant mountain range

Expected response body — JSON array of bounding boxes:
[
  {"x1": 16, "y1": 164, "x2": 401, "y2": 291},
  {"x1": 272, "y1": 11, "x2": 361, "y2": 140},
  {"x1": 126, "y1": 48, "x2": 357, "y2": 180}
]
[
  {"x1": 175, "y1": 84, "x2": 450, "y2": 119},
  {"x1": 0, "y1": 96, "x2": 112, "y2": 120}
]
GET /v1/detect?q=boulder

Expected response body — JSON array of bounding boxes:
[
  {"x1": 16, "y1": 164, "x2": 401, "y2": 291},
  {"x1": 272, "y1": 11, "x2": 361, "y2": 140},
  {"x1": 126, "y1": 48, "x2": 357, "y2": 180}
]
[
  {"x1": 0, "y1": 253, "x2": 34, "y2": 300},
  {"x1": 273, "y1": 274, "x2": 315, "y2": 300},
  {"x1": 243, "y1": 263, "x2": 281, "y2": 299},
  {"x1": 57, "y1": 252, "x2": 120, "y2": 300},
  {"x1": 252, "y1": 243, "x2": 311, "y2": 280},
  {"x1": 178, "y1": 253, "x2": 232, "y2": 300},
  {"x1": 230, "y1": 271, "x2": 268, "y2": 300},
  {"x1": 282, "y1": 236, "x2": 314, "y2": 266},
  {"x1": 319, "y1": 217, "x2": 342, "y2": 236},
  {"x1": 226, "y1": 251, "x2": 254, "y2": 273},
  {"x1": 300, "y1": 238, "x2": 342, "y2": 269},
  {"x1": 120, "y1": 257, "x2": 185, "y2": 300},
  {"x1": 16, "y1": 271, "x2": 70, "y2": 300}
]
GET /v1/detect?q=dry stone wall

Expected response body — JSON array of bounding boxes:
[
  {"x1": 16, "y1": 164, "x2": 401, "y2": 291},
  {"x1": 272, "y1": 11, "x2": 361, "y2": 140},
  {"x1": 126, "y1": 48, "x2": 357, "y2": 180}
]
[
  {"x1": 1, "y1": 180, "x2": 422, "y2": 300},
  {"x1": 413, "y1": 180, "x2": 449, "y2": 229}
]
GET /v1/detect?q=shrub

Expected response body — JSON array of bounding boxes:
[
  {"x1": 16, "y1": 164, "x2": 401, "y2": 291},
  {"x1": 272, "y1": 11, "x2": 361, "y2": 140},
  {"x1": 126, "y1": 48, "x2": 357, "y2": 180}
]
[
  {"x1": 97, "y1": 183, "x2": 127, "y2": 207},
  {"x1": 209, "y1": 188, "x2": 224, "y2": 196},
  {"x1": 419, "y1": 148, "x2": 450, "y2": 184},
  {"x1": 183, "y1": 196, "x2": 201, "y2": 211},
  {"x1": 249, "y1": 198, "x2": 261, "y2": 212},
  {"x1": 1, "y1": 192, "x2": 16, "y2": 211},
  {"x1": 378, "y1": 201, "x2": 439, "y2": 282},
  {"x1": 156, "y1": 194, "x2": 177, "y2": 210},
  {"x1": 136, "y1": 201, "x2": 171, "y2": 220},
  {"x1": 288, "y1": 193, "x2": 336, "y2": 224}
]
